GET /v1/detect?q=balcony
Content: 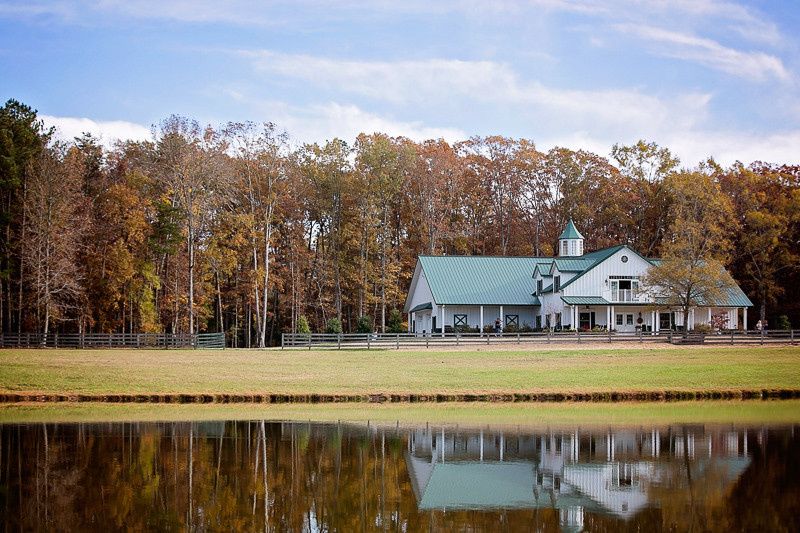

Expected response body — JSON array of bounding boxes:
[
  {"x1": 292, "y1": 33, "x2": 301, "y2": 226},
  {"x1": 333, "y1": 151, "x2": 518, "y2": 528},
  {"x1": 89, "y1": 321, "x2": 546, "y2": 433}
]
[{"x1": 611, "y1": 289, "x2": 641, "y2": 303}]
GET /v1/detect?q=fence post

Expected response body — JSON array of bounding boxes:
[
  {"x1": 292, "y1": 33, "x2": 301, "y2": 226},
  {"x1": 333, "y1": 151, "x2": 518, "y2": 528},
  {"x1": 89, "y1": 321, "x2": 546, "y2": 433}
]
[
  {"x1": 608, "y1": 330, "x2": 612, "y2": 343},
  {"x1": 426, "y1": 334, "x2": 429, "y2": 349},
  {"x1": 367, "y1": 334, "x2": 371, "y2": 350},
  {"x1": 26, "y1": 332, "x2": 30, "y2": 347},
  {"x1": 517, "y1": 332, "x2": 520, "y2": 344},
  {"x1": 456, "y1": 332, "x2": 460, "y2": 346},
  {"x1": 54, "y1": 332, "x2": 58, "y2": 348},
  {"x1": 396, "y1": 334, "x2": 400, "y2": 350},
  {"x1": 547, "y1": 329, "x2": 551, "y2": 344},
  {"x1": 792, "y1": 329, "x2": 795, "y2": 345},
  {"x1": 338, "y1": 333, "x2": 342, "y2": 350},
  {"x1": 761, "y1": 329, "x2": 764, "y2": 345},
  {"x1": 731, "y1": 330, "x2": 734, "y2": 345}
]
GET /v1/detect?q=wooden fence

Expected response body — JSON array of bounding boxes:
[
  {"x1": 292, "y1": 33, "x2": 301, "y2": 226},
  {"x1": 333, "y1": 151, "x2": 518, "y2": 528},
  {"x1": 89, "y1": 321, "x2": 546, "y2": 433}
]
[
  {"x1": 281, "y1": 329, "x2": 798, "y2": 349},
  {"x1": 0, "y1": 332, "x2": 226, "y2": 349}
]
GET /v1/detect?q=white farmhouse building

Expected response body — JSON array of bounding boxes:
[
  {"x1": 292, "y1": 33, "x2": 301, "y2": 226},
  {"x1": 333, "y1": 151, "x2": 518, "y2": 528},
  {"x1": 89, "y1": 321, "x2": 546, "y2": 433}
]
[{"x1": 403, "y1": 220, "x2": 752, "y2": 335}]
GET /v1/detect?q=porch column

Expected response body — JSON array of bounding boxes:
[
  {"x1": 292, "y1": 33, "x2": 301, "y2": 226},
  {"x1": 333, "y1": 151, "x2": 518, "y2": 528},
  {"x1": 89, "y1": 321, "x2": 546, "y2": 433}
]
[
  {"x1": 688, "y1": 309, "x2": 694, "y2": 331},
  {"x1": 610, "y1": 305, "x2": 615, "y2": 330},
  {"x1": 408, "y1": 312, "x2": 412, "y2": 333},
  {"x1": 743, "y1": 308, "x2": 748, "y2": 330},
  {"x1": 654, "y1": 311, "x2": 660, "y2": 333},
  {"x1": 500, "y1": 305, "x2": 504, "y2": 329},
  {"x1": 573, "y1": 306, "x2": 578, "y2": 329},
  {"x1": 707, "y1": 307, "x2": 712, "y2": 324},
  {"x1": 480, "y1": 305, "x2": 484, "y2": 337},
  {"x1": 440, "y1": 305, "x2": 445, "y2": 337}
]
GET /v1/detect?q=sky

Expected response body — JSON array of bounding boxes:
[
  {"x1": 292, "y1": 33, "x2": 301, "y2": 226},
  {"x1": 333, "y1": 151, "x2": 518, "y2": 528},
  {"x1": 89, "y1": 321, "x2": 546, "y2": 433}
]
[{"x1": 1, "y1": 0, "x2": 798, "y2": 166}]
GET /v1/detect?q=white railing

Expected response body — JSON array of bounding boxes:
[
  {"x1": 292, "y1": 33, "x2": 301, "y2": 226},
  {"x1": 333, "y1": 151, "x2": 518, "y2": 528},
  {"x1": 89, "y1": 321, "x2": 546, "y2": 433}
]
[{"x1": 611, "y1": 289, "x2": 641, "y2": 302}]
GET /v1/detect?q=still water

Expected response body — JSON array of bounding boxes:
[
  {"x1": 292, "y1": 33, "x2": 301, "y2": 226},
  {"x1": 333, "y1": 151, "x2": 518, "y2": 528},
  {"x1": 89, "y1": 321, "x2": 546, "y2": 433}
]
[{"x1": 0, "y1": 420, "x2": 797, "y2": 532}]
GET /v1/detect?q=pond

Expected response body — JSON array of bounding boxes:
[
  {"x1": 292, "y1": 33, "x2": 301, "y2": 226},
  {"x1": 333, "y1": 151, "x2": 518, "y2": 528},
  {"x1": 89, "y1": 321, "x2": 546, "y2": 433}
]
[{"x1": 0, "y1": 417, "x2": 798, "y2": 531}]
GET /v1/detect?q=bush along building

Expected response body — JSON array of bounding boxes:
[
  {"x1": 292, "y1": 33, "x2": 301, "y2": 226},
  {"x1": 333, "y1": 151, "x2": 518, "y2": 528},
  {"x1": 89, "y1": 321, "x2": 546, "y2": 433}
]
[{"x1": 403, "y1": 220, "x2": 752, "y2": 335}]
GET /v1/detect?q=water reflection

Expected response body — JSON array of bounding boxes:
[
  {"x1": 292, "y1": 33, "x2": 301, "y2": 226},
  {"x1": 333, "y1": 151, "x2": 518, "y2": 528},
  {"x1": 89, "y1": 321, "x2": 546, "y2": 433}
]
[{"x1": 0, "y1": 420, "x2": 797, "y2": 531}]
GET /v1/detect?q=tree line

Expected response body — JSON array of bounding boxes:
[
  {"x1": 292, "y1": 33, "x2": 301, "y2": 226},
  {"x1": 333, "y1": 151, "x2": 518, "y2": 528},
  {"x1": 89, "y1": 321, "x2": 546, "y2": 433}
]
[{"x1": 1, "y1": 99, "x2": 798, "y2": 346}]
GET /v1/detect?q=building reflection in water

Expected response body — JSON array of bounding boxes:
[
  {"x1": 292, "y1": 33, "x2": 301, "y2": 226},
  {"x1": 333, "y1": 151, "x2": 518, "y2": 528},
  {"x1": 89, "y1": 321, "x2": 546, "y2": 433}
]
[
  {"x1": 406, "y1": 425, "x2": 753, "y2": 531},
  {"x1": 0, "y1": 419, "x2": 795, "y2": 532}
]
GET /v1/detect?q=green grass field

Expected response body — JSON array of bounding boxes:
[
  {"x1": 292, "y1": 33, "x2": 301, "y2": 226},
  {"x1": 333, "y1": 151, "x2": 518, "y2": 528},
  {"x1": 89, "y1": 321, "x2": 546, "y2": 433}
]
[
  {"x1": 1, "y1": 344, "x2": 799, "y2": 397},
  {"x1": 2, "y1": 399, "x2": 799, "y2": 427}
]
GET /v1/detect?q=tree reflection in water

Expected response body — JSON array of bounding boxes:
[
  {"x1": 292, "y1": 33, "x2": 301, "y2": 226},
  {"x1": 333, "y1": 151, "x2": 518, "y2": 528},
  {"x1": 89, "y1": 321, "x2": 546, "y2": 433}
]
[{"x1": 0, "y1": 420, "x2": 797, "y2": 531}]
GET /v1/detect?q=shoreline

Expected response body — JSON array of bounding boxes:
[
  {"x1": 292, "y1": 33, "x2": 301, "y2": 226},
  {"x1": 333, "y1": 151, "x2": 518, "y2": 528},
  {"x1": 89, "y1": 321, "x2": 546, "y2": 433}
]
[{"x1": 2, "y1": 388, "x2": 800, "y2": 404}]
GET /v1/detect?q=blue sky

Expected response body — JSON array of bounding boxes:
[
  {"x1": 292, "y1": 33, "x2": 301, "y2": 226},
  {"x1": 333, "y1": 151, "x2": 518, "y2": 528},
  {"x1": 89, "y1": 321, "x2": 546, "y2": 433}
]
[{"x1": 1, "y1": 0, "x2": 798, "y2": 165}]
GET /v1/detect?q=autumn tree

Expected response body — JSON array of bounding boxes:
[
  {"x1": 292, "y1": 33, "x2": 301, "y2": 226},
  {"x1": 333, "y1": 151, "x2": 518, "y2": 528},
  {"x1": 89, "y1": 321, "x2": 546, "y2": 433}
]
[
  {"x1": 153, "y1": 116, "x2": 224, "y2": 335},
  {"x1": 719, "y1": 163, "x2": 800, "y2": 326},
  {"x1": 22, "y1": 145, "x2": 89, "y2": 336},
  {"x1": 643, "y1": 171, "x2": 737, "y2": 331},
  {"x1": 224, "y1": 121, "x2": 289, "y2": 347},
  {"x1": 612, "y1": 140, "x2": 679, "y2": 255}
]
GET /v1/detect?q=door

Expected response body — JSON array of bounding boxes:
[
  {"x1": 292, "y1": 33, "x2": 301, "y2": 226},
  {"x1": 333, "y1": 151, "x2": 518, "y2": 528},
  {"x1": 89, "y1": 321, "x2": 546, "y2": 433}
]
[
  {"x1": 579, "y1": 312, "x2": 595, "y2": 330},
  {"x1": 432, "y1": 316, "x2": 437, "y2": 333},
  {"x1": 659, "y1": 312, "x2": 672, "y2": 330}
]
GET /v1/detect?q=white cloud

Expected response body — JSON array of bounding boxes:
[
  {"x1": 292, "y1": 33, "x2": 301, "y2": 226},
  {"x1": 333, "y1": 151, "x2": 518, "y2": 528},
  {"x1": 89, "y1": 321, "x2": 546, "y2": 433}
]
[
  {"x1": 537, "y1": 128, "x2": 800, "y2": 168},
  {"x1": 615, "y1": 24, "x2": 789, "y2": 82},
  {"x1": 235, "y1": 98, "x2": 466, "y2": 146},
  {"x1": 42, "y1": 115, "x2": 152, "y2": 146}
]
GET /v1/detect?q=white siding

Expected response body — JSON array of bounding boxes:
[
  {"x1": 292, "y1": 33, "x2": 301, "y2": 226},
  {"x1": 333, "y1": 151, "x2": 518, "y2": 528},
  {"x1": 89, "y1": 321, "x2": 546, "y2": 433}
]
[
  {"x1": 407, "y1": 268, "x2": 435, "y2": 311},
  {"x1": 563, "y1": 248, "x2": 651, "y2": 299}
]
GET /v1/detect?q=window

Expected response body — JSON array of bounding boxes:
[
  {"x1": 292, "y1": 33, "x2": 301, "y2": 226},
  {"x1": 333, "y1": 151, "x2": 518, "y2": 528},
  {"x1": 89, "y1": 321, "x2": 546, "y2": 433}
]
[
  {"x1": 616, "y1": 314, "x2": 624, "y2": 326},
  {"x1": 554, "y1": 275, "x2": 561, "y2": 292},
  {"x1": 537, "y1": 279, "x2": 543, "y2": 295},
  {"x1": 561, "y1": 241, "x2": 568, "y2": 256},
  {"x1": 505, "y1": 314, "x2": 519, "y2": 327},
  {"x1": 453, "y1": 314, "x2": 468, "y2": 328},
  {"x1": 626, "y1": 314, "x2": 634, "y2": 325}
]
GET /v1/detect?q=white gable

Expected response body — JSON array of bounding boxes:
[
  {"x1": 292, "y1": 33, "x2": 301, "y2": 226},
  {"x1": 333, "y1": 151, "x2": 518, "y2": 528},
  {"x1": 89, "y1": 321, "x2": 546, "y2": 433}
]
[
  {"x1": 404, "y1": 261, "x2": 436, "y2": 312},
  {"x1": 563, "y1": 247, "x2": 652, "y2": 297}
]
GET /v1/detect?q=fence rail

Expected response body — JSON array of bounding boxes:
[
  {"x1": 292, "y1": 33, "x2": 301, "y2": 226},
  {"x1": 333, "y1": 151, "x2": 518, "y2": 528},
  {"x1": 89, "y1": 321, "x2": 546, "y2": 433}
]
[
  {"x1": 0, "y1": 332, "x2": 226, "y2": 349},
  {"x1": 281, "y1": 329, "x2": 798, "y2": 349}
]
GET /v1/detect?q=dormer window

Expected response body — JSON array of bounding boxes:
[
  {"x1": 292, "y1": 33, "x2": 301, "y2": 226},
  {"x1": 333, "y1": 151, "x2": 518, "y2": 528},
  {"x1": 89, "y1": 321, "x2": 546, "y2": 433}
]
[{"x1": 554, "y1": 275, "x2": 561, "y2": 292}]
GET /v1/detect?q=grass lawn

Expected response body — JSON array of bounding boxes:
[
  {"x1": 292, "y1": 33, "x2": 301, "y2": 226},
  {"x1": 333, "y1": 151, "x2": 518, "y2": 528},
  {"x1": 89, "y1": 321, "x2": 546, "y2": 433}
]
[
  {"x1": 2, "y1": 399, "x2": 799, "y2": 427},
  {"x1": 0, "y1": 344, "x2": 799, "y2": 397}
]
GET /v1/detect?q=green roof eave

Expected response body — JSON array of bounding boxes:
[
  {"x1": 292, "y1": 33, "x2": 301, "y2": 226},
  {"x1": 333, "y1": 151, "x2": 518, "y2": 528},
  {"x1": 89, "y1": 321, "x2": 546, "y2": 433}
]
[
  {"x1": 561, "y1": 296, "x2": 610, "y2": 305},
  {"x1": 408, "y1": 302, "x2": 433, "y2": 313}
]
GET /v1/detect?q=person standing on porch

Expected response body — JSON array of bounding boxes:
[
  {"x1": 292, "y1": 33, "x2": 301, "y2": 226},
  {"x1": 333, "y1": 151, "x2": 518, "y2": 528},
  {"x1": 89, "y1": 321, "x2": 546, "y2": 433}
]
[{"x1": 494, "y1": 318, "x2": 502, "y2": 336}]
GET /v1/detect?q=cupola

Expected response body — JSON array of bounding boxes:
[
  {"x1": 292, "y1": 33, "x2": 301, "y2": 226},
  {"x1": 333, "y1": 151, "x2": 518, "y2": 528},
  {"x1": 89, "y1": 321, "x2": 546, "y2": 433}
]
[{"x1": 558, "y1": 219, "x2": 584, "y2": 257}]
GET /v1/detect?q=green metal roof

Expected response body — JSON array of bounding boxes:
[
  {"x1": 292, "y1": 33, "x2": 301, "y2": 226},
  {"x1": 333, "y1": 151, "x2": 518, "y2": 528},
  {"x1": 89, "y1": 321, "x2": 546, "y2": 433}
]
[
  {"x1": 553, "y1": 258, "x2": 596, "y2": 272},
  {"x1": 559, "y1": 219, "x2": 584, "y2": 240},
  {"x1": 654, "y1": 286, "x2": 753, "y2": 307},
  {"x1": 418, "y1": 256, "x2": 546, "y2": 306},
  {"x1": 561, "y1": 296, "x2": 610, "y2": 305},
  {"x1": 408, "y1": 301, "x2": 433, "y2": 313}
]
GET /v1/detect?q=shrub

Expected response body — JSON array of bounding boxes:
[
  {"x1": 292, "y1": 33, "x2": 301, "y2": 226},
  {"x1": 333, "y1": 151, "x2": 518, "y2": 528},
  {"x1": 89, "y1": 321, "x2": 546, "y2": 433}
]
[
  {"x1": 297, "y1": 315, "x2": 310, "y2": 334},
  {"x1": 356, "y1": 315, "x2": 373, "y2": 334},
  {"x1": 387, "y1": 309, "x2": 405, "y2": 333},
  {"x1": 776, "y1": 315, "x2": 792, "y2": 330},
  {"x1": 694, "y1": 323, "x2": 713, "y2": 334},
  {"x1": 519, "y1": 323, "x2": 534, "y2": 333},
  {"x1": 325, "y1": 318, "x2": 343, "y2": 334},
  {"x1": 504, "y1": 324, "x2": 518, "y2": 333}
]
